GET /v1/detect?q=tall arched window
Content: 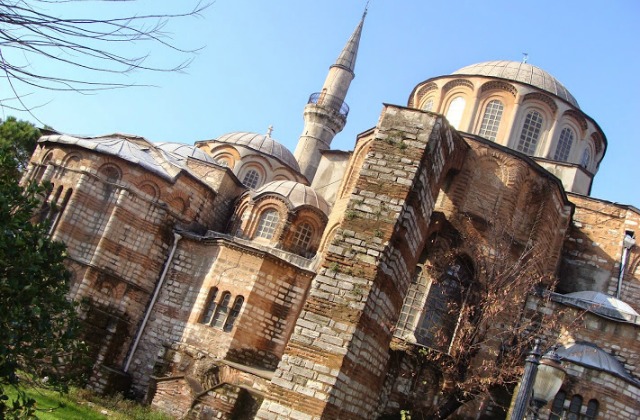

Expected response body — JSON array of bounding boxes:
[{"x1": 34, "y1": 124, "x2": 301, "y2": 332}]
[
  {"x1": 211, "y1": 292, "x2": 231, "y2": 328},
  {"x1": 445, "y1": 96, "x2": 466, "y2": 129},
  {"x1": 255, "y1": 209, "x2": 279, "y2": 239},
  {"x1": 517, "y1": 110, "x2": 544, "y2": 155},
  {"x1": 554, "y1": 127, "x2": 574, "y2": 161},
  {"x1": 567, "y1": 395, "x2": 583, "y2": 420},
  {"x1": 478, "y1": 99, "x2": 504, "y2": 141},
  {"x1": 422, "y1": 97, "x2": 434, "y2": 112},
  {"x1": 549, "y1": 390, "x2": 566, "y2": 420},
  {"x1": 585, "y1": 399, "x2": 599, "y2": 419},
  {"x1": 417, "y1": 257, "x2": 473, "y2": 352},
  {"x1": 581, "y1": 148, "x2": 591, "y2": 169},
  {"x1": 223, "y1": 296, "x2": 244, "y2": 332},
  {"x1": 200, "y1": 287, "x2": 219, "y2": 324},
  {"x1": 292, "y1": 222, "x2": 313, "y2": 252},
  {"x1": 242, "y1": 169, "x2": 261, "y2": 189}
]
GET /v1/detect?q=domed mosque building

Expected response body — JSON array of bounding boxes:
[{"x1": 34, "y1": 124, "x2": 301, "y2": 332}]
[{"x1": 25, "y1": 8, "x2": 638, "y2": 420}]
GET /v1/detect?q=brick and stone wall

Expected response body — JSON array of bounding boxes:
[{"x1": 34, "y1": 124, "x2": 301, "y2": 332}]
[
  {"x1": 257, "y1": 106, "x2": 468, "y2": 419},
  {"x1": 560, "y1": 195, "x2": 640, "y2": 303}
]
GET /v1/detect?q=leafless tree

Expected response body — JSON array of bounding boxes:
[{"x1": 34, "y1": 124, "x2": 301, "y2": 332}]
[
  {"x1": 0, "y1": 0, "x2": 211, "y2": 112},
  {"x1": 393, "y1": 207, "x2": 573, "y2": 419}
]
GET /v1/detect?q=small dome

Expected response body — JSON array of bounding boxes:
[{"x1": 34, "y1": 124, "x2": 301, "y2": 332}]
[
  {"x1": 562, "y1": 291, "x2": 639, "y2": 322},
  {"x1": 254, "y1": 181, "x2": 330, "y2": 216},
  {"x1": 452, "y1": 61, "x2": 579, "y2": 108},
  {"x1": 157, "y1": 142, "x2": 217, "y2": 164},
  {"x1": 216, "y1": 132, "x2": 300, "y2": 173},
  {"x1": 557, "y1": 342, "x2": 636, "y2": 382}
]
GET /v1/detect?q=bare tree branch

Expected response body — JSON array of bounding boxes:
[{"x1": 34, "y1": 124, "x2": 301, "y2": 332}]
[{"x1": 1, "y1": 0, "x2": 212, "y2": 115}]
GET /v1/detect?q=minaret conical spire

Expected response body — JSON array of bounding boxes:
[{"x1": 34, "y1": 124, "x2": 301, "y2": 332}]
[
  {"x1": 294, "y1": 10, "x2": 367, "y2": 182},
  {"x1": 333, "y1": 10, "x2": 365, "y2": 75}
]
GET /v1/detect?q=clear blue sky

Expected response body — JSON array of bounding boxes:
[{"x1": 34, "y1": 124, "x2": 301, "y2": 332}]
[{"x1": 4, "y1": 0, "x2": 639, "y2": 208}]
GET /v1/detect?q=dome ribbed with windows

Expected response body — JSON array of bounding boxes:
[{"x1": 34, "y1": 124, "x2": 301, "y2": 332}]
[
  {"x1": 215, "y1": 132, "x2": 300, "y2": 173},
  {"x1": 452, "y1": 61, "x2": 579, "y2": 108},
  {"x1": 254, "y1": 181, "x2": 330, "y2": 216}
]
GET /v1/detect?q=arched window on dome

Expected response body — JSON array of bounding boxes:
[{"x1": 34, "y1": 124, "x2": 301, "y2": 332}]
[
  {"x1": 242, "y1": 169, "x2": 261, "y2": 189},
  {"x1": 422, "y1": 97, "x2": 434, "y2": 112},
  {"x1": 478, "y1": 99, "x2": 504, "y2": 141},
  {"x1": 292, "y1": 222, "x2": 314, "y2": 254},
  {"x1": 581, "y1": 148, "x2": 592, "y2": 169},
  {"x1": 255, "y1": 209, "x2": 279, "y2": 240},
  {"x1": 554, "y1": 127, "x2": 574, "y2": 162},
  {"x1": 445, "y1": 96, "x2": 466, "y2": 129},
  {"x1": 517, "y1": 110, "x2": 544, "y2": 155}
]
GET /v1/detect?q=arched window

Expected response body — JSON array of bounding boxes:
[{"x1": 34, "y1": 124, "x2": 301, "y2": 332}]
[
  {"x1": 200, "y1": 287, "x2": 219, "y2": 324},
  {"x1": 581, "y1": 148, "x2": 591, "y2": 169},
  {"x1": 292, "y1": 222, "x2": 313, "y2": 251},
  {"x1": 445, "y1": 96, "x2": 466, "y2": 129},
  {"x1": 554, "y1": 127, "x2": 574, "y2": 161},
  {"x1": 223, "y1": 296, "x2": 244, "y2": 332},
  {"x1": 549, "y1": 390, "x2": 566, "y2": 420},
  {"x1": 255, "y1": 209, "x2": 279, "y2": 239},
  {"x1": 478, "y1": 99, "x2": 504, "y2": 141},
  {"x1": 567, "y1": 395, "x2": 583, "y2": 420},
  {"x1": 417, "y1": 258, "x2": 473, "y2": 352},
  {"x1": 585, "y1": 399, "x2": 599, "y2": 419},
  {"x1": 517, "y1": 110, "x2": 544, "y2": 155},
  {"x1": 211, "y1": 292, "x2": 231, "y2": 328},
  {"x1": 422, "y1": 97, "x2": 434, "y2": 112},
  {"x1": 242, "y1": 169, "x2": 261, "y2": 189}
]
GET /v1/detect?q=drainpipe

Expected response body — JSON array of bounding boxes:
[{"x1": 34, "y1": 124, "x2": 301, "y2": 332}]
[
  {"x1": 124, "y1": 232, "x2": 182, "y2": 372},
  {"x1": 616, "y1": 232, "x2": 636, "y2": 299}
]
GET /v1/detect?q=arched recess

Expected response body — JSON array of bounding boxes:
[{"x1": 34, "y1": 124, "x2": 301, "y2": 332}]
[
  {"x1": 511, "y1": 105, "x2": 552, "y2": 156},
  {"x1": 208, "y1": 145, "x2": 241, "y2": 168},
  {"x1": 61, "y1": 152, "x2": 82, "y2": 169},
  {"x1": 411, "y1": 81, "x2": 438, "y2": 109},
  {"x1": 463, "y1": 156, "x2": 509, "y2": 222},
  {"x1": 338, "y1": 135, "x2": 374, "y2": 199},
  {"x1": 441, "y1": 79, "x2": 474, "y2": 130},
  {"x1": 474, "y1": 81, "x2": 517, "y2": 143},
  {"x1": 284, "y1": 208, "x2": 327, "y2": 258},
  {"x1": 244, "y1": 196, "x2": 288, "y2": 244},
  {"x1": 137, "y1": 180, "x2": 160, "y2": 199},
  {"x1": 317, "y1": 222, "x2": 340, "y2": 257}
]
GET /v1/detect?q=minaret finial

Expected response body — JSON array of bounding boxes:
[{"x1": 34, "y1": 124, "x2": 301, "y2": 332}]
[
  {"x1": 267, "y1": 125, "x2": 274, "y2": 137},
  {"x1": 522, "y1": 52, "x2": 529, "y2": 64}
]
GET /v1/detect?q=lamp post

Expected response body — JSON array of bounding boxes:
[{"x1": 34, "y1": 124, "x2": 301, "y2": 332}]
[{"x1": 510, "y1": 341, "x2": 566, "y2": 420}]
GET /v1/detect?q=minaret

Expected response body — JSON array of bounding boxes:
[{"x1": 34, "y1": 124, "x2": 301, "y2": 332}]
[{"x1": 294, "y1": 10, "x2": 366, "y2": 181}]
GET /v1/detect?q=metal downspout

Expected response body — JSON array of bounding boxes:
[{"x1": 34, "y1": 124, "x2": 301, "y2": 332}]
[
  {"x1": 616, "y1": 233, "x2": 636, "y2": 299},
  {"x1": 124, "y1": 231, "x2": 182, "y2": 372}
]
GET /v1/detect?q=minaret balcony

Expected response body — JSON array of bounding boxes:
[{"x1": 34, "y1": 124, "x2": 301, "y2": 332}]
[{"x1": 308, "y1": 92, "x2": 350, "y2": 117}]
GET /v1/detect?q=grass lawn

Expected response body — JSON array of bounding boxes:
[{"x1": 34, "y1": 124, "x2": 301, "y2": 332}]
[{"x1": 3, "y1": 386, "x2": 171, "y2": 419}]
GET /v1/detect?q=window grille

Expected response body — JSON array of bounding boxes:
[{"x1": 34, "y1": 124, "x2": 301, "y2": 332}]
[
  {"x1": 242, "y1": 169, "x2": 260, "y2": 189},
  {"x1": 255, "y1": 209, "x2": 279, "y2": 239},
  {"x1": 517, "y1": 111, "x2": 544, "y2": 154},
  {"x1": 292, "y1": 222, "x2": 313, "y2": 251},
  {"x1": 478, "y1": 100, "x2": 504, "y2": 141},
  {"x1": 554, "y1": 127, "x2": 574, "y2": 161}
]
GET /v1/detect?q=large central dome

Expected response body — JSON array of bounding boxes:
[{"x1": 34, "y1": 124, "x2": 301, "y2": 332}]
[{"x1": 452, "y1": 60, "x2": 579, "y2": 108}]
